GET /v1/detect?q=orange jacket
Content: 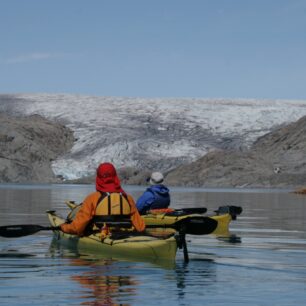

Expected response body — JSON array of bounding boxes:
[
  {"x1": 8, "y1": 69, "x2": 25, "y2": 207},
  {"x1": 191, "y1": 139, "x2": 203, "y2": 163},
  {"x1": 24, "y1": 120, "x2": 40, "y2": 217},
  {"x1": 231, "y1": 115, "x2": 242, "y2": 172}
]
[{"x1": 60, "y1": 192, "x2": 145, "y2": 236}]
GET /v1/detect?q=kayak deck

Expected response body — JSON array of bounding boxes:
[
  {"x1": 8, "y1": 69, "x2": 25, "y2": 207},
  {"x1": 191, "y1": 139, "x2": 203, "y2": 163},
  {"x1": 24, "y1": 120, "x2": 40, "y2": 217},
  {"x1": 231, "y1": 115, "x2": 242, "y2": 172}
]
[
  {"x1": 47, "y1": 211, "x2": 178, "y2": 261},
  {"x1": 64, "y1": 201, "x2": 242, "y2": 237},
  {"x1": 142, "y1": 205, "x2": 241, "y2": 237}
]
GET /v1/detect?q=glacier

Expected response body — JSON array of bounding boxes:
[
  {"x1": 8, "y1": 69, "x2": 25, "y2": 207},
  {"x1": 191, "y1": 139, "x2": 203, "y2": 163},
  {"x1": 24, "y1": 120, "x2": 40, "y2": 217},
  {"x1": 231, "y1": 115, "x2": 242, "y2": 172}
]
[{"x1": 1, "y1": 93, "x2": 306, "y2": 180}]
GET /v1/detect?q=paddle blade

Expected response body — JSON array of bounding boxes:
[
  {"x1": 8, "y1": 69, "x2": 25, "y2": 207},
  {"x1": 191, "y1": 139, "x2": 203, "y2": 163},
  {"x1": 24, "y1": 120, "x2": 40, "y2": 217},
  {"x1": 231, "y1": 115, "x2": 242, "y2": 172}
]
[
  {"x1": 0, "y1": 225, "x2": 51, "y2": 238},
  {"x1": 215, "y1": 206, "x2": 243, "y2": 220},
  {"x1": 180, "y1": 217, "x2": 218, "y2": 235},
  {"x1": 166, "y1": 207, "x2": 207, "y2": 216},
  {"x1": 176, "y1": 207, "x2": 207, "y2": 214}
]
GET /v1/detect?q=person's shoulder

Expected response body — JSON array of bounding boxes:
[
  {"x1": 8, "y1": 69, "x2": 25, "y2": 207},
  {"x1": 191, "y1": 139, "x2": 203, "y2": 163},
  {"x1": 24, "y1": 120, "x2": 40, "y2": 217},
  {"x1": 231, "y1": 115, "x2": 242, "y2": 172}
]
[
  {"x1": 126, "y1": 193, "x2": 135, "y2": 199},
  {"x1": 152, "y1": 184, "x2": 170, "y2": 193},
  {"x1": 126, "y1": 193, "x2": 136, "y2": 204},
  {"x1": 150, "y1": 184, "x2": 163, "y2": 190},
  {"x1": 161, "y1": 184, "x2": 170, "y2": 191},
  {"x1": 84, "y1": 191, "x2": 101, "y2": 201}
]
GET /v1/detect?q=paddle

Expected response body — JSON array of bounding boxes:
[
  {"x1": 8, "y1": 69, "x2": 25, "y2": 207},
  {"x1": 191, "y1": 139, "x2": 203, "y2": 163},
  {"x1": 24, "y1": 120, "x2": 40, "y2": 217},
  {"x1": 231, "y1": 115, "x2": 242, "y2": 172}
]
[
  {"x1": 0, "y1": 216, "x2": 217, "y2": 238},
  {"x1": 172, "y1": 207, "x2": 207, "y2": 214},
  {"x1": 176, "y1": 205, "x2": 243, "y2": 216},
  {"x1": 66, "y1": 200, "x2": 207, "y2": 216},
  {"x1": 148, "y1": 216, "x2": 218, "y2": 235},
  {"x1": 0, "y1": 225, "x2": 57, "y2": 238},
  {"x1": 179, "y1": 231, "x2": 189, "y2": 263},
  {"x1": 214, "y1": 206, "x2": 243, "y2": 220}
]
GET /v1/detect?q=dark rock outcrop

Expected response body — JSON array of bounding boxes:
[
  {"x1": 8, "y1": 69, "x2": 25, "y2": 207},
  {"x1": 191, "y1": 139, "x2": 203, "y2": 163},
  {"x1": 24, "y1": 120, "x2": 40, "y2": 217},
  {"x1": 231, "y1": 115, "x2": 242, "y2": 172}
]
[
  {"x1": 0, "y1": 113, "x2": 74, "y2": 183},
  {"x1": 165, "y1": 115, "x2": 306, "y2": 188}
]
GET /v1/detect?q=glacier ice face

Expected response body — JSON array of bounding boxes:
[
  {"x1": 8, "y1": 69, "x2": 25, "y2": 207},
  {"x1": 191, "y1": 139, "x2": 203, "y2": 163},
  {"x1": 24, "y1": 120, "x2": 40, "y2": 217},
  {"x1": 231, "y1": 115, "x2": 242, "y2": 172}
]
[{"x1": 1, "y1": 93, "x2": 306, "y2": 180}]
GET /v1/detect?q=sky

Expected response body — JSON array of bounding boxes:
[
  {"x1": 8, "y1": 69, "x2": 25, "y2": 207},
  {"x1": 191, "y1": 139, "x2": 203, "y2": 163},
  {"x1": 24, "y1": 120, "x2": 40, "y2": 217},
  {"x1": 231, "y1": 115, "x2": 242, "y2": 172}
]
[{"x1": 0, "y1": 0, "x2": 306, "y2": 100}]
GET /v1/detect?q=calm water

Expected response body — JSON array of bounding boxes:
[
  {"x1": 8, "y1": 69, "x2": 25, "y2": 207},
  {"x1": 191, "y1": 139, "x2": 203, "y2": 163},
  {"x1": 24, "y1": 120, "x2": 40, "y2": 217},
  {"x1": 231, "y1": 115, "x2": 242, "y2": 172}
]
[{"x1": 0, "y1": 184, "x2": 306, "y2": 305}]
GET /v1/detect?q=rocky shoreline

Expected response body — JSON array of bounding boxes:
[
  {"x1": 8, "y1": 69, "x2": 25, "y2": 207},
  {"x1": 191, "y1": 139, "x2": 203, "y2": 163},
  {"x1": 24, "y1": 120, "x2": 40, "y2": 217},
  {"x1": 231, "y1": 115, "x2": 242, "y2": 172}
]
[{"x1": 0, "y1": 111, "x2": 306, "y2": 188}]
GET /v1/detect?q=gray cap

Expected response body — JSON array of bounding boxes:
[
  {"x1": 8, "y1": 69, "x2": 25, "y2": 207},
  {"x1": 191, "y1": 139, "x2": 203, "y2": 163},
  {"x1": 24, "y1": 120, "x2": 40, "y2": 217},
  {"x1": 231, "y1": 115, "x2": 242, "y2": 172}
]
[{"x1": 149, "y1": 172, "x2": 164, "y2": 185}]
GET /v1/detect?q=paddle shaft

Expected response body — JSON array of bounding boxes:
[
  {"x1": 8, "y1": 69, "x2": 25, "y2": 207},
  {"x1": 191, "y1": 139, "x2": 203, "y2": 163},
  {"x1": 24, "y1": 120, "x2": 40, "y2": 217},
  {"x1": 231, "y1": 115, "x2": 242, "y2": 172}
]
[{"x1": 0, "y1": 215, "x2": 217, "y2": 238}]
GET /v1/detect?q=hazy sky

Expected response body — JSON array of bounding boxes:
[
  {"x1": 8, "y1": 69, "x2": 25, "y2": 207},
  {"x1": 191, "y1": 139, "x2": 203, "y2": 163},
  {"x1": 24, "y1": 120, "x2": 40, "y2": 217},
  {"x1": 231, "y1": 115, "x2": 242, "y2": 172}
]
[{"x1": 1, "y1": 0, "x2": 306, "y2": 99}]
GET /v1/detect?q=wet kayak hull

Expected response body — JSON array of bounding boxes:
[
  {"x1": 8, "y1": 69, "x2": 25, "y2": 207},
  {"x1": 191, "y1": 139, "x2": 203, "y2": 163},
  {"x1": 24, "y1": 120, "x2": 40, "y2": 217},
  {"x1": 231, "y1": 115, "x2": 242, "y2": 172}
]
[{"x1": 47, "y1": 211, "x2": 178, "y2": 261}]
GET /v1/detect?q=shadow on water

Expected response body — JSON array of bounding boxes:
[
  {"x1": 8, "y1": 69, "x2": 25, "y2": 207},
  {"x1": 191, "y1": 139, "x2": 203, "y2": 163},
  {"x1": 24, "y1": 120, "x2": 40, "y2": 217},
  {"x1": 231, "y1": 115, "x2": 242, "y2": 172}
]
[{"x1": 216, "y1": 234, "x2": 242, "y2": 243}]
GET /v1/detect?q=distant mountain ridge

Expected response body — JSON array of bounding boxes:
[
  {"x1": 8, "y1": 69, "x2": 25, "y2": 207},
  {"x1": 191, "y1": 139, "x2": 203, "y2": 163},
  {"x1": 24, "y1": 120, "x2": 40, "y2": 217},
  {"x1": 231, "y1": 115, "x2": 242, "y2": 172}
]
[{"x1": 0, "y1": 93, "x2": 306, "y2": 187}]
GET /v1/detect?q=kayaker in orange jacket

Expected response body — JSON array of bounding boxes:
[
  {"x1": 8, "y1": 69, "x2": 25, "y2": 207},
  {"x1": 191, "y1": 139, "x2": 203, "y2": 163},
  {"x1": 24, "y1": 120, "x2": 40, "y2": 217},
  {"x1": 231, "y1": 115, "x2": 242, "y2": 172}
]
[{"x1": 60, "y1": 162, "x2": 145, "y2": 236}]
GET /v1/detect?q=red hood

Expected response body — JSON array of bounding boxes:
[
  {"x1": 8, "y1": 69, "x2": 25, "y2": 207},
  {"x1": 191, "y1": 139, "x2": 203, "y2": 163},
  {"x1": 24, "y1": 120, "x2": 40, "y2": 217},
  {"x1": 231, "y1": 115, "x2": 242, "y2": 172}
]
[{"x1": 95, "y1": 163, "x2": 125, "y2": 195}]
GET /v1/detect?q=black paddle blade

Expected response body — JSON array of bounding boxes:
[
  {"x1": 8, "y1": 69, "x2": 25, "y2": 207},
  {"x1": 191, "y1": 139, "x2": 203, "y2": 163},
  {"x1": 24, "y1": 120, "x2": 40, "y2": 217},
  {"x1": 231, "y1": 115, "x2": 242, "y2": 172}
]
[
  {"x1": 181, "y1": 207, "x2": 207, "y2": 214},
  {"x1": 0, "y1": 225, "x2": 52, "y2": 238},
  {"x1": 169, "y1": 207, "x2": 207, "y2": 215},
  {"x1": 215, "y1": 206, "x2": 243, "y2": 220},
  {"x1": 177, "y1": 217, "x2": 218, "y2": 235}
]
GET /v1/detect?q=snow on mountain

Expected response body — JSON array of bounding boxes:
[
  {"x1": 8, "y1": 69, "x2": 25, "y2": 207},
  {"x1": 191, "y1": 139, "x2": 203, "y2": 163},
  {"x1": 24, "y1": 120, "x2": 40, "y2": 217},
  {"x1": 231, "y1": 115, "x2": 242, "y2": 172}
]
[{"x1": 1, "y1": 93, "x2": 306, "y2": 180}]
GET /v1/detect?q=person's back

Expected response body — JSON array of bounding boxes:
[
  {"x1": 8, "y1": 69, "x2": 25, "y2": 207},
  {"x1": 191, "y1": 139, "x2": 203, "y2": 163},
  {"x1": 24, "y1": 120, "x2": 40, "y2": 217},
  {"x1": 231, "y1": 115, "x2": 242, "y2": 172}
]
[
  {"x1": 60, "y1": 162, "x2": 145, "y2": 235},
  {"x1": 136, "y1": 172, "x2": 170, "y2": 215}
]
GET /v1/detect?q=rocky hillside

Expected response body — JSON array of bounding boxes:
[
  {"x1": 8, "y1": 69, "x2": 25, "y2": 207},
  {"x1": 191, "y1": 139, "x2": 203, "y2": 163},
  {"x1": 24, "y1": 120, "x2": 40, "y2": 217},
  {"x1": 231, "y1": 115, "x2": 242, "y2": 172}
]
[
  {"x1": 2, "y1": 94, "x2": 306, "y2": 181},
  {"x1": 165, "y1": 115, "x2": 306, "y2": 188},
  {"x1": 0, "y1": 113, "x2": 74, "y2": 183},
  {"x1": 0, "y1": 110, "x2": 305, "y2": 188}
]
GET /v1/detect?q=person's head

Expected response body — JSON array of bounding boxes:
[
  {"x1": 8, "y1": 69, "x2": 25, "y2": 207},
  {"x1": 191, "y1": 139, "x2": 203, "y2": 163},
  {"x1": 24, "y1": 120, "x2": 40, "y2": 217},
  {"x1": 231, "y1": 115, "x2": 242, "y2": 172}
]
[
  {"x1": 96, "y1": 162, "x2": 124, "y2": 193},
  {"x1": 149, "y1": 172, "x2": 164, "y2": 185},
  {"x1": 96, "y1": 162, "x2": 117, "y2": 181}
]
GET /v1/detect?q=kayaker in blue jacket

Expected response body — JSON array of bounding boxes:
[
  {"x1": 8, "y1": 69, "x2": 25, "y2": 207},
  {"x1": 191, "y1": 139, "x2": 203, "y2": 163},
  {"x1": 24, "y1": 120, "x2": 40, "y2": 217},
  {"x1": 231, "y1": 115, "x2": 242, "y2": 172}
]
[{"x1": 136, "y1": 172, "x2": 170, "y2": 215}]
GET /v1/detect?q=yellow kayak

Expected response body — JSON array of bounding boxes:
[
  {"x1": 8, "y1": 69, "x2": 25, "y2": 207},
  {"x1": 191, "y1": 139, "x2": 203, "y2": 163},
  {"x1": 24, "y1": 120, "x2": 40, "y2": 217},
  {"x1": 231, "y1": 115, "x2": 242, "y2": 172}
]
[
  {"x1": 142, "y1": 206, "x2": 241, "y2": 237},
  {"x1": 65, "y1": 201, "x2": 241, "y2": 237},
  {"x1": 47, "y1": 210, "x2": 178, "y2": 261}
]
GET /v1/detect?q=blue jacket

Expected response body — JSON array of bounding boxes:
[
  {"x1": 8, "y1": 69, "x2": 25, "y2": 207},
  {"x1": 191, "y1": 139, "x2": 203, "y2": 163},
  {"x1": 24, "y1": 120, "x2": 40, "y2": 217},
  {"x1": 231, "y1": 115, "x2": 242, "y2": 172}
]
[{"x1": 136, "y1": 184, "x2": 170, "y2": 215}]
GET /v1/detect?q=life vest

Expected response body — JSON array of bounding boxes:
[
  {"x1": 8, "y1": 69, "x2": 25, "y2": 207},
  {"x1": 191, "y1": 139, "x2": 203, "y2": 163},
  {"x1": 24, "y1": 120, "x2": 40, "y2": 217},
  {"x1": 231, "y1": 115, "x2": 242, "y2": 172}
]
[
  {"x1": 95, "y1": 192, "x2": 132, "y2": 216},
  {"x1": 92, "y1": 192, "x2": 132, "y2": 230}
]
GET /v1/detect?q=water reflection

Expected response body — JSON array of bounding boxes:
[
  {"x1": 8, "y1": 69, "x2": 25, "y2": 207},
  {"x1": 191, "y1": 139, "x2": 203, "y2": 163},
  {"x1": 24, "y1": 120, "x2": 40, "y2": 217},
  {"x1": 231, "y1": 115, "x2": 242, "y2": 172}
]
[
  {"x1": 68, "y1": 258, "x2": 138, "y2": 306},
  {"x1": 48, "y1": 236, "x2": 218, "y2": 305},
  {"x1": 57, "y1": 254, "x2": 218, "y2": 306}
]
